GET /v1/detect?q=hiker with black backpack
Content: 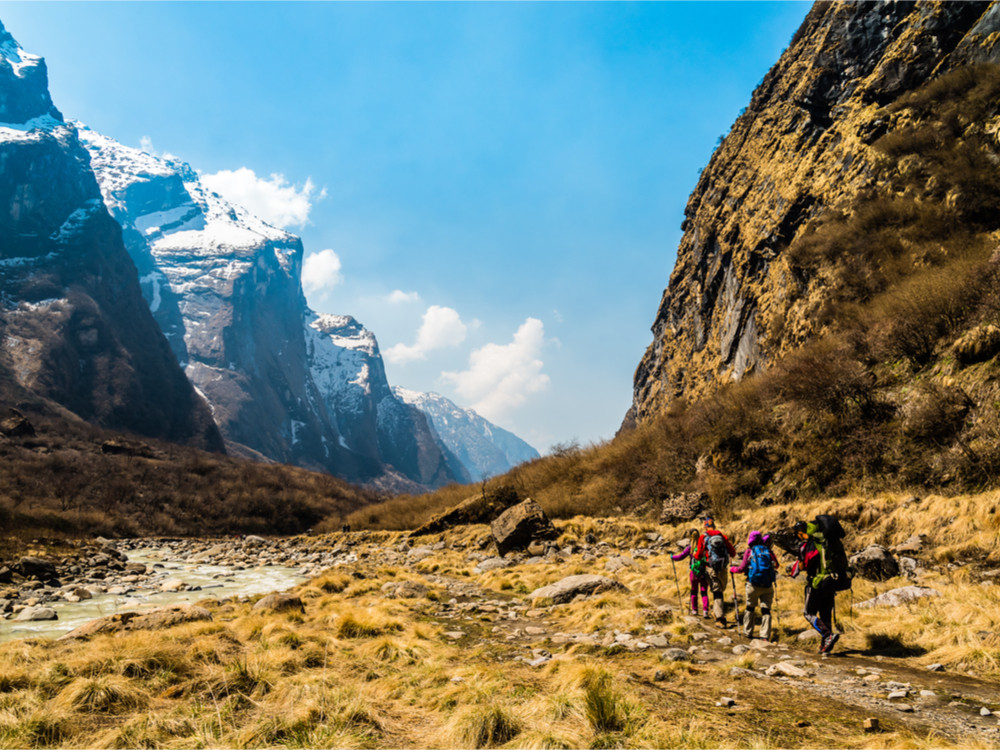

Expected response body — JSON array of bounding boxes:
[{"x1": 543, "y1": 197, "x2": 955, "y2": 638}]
[
  {"x1": 729, "y1": 530, "x2": 779, "y2": 641},
  {"x1": 671, "y1": 529, "x2": 711, "y2": 618},
  {"x1": 698, "y1": 517, "x2": 737, "y2": 627},
  {"x1": 789, "y1": 515, "x2": 853, "y2": 654}
]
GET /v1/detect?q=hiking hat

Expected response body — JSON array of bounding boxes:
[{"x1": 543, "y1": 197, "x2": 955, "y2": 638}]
[
  {"x1": 747, "y1": 530, "x2": 763, "y2": 546},
  {"x1": 703, "y1": 516, "x2": 715, "y2": 528}
]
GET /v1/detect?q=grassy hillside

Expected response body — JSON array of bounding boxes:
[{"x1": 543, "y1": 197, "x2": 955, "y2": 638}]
[{"x1": 0, "y1": 405, "x2": 379, "y2": 547}]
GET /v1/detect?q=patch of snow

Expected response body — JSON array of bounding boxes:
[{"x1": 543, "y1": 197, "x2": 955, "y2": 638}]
[
  {"x1": 50, "y1": 199, "x2": 103, "y2": 243},
  {"x1": 140, "y1": 272, "x2": 164, "y2": 313},
  {"x1": 0, "y1": 114, "x2": 65, "y2": 143},
  {"x1": 0, "y1": 37, "x2": 42, "y2": 78}
]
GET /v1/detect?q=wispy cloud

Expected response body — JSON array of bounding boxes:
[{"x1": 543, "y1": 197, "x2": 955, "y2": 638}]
[
  {"x1": 201, "y1": 167, "x2": 325, "y2": 229},
  {"x1": 302, "y1": 249, "x2": 343, "y2": 294},
  {"x1": 442, "y1": 317, "x2": 549, "y2": 422},
  {"x1": 387, "y1": 290, "x2": 421, "y2": 304},
  {"x1": 138, "y1": 135, "x2": 177, "y2": 161},
  {"x1": 385, "y1": 305, "x2": 467, "y2": 364}
]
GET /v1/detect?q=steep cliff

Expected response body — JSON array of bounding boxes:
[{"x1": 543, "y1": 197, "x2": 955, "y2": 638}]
[
  {"x1": 631, "y1": 0, "x2": 1000, "y2": 423},
  {"x1": 0, "y1": 22, "x2": 222, "y2": 450}
]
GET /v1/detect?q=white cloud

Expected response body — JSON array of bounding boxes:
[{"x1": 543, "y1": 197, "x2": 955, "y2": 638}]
[
  {"x1": 441, "y1": 317, "x2": 550, "y2": 421},
  {"x1": 387, "y1": 290, "x2": 421, "y2": 304},
  {"x1": 302, "y1": 249, "x2": 342, "y2": 294},
  {"x1": 385, "y1": 305, "x2": 467, "y2": 364},
  {"x1": 201, "y1": 167, "x2": 324, "y2": 229},
  {"x1": 138, "y1": 136, "x2": 177, "y2": 161}
]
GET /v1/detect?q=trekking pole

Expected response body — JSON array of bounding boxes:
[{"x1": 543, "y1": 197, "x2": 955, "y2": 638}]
[
  {"x1": 730, "y1": 569, "x2": 742, "y2": 637},
  {"x1": 669, "y1": 557, "x2": 684, "y2": 611}
]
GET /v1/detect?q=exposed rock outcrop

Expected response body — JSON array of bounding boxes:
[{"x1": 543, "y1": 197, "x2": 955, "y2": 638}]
[
  {"x1": 491, "y1": 499, "x2": 558, "y2": 556},
  {"x1": 630, "y1": 1, "x2": 1000, "y2": 422},
  {"x1": 0, "y1": 22, "x2": 222, "y2": 450}
]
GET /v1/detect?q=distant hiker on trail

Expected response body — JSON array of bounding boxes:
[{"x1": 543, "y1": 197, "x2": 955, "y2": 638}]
[
  {"x1": 698, "y1": 517, "x2": 736, "y2": 626},
  {"x1": 730, "y1": 530, "x2": 779, "y2": 640},
  {"x1": 790, "y1": 515, "x2": 853, "y2": 654},
  {"x1": 672, "y1": 529, "x2": 710, "y2": 617}
]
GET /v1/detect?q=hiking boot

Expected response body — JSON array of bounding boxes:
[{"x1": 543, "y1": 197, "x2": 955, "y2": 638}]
[
  {"x1": 716, "y1": 618, "x2": 728, "y2": 628},
  {"x1": 690, "y1": 610, "x2": 699, "y2": 617},
  {"x1": 820, "y1": 633, "x2": 840, "y2": 654},
  {"x1": 703, "y1": 611, "x2": 711, "y2": 619}
]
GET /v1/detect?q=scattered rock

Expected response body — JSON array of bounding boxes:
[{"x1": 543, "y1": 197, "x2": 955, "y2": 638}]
[
  {"x1": 529, "y1": 574, "x2": 627, "y2": 605},
  {"x1": 252, "y1": 593, "x2": 304, "y2": 613},
  {"x1": 60, "y1": 605, "x2": 212, "y2": 639},
  {"x1": 982, "y1": 707, "x2": 994, "y2": 717},
  {"x1": 864, "y1": 718, "x2": 880, "y2": 733},
  {"x1": 474, "y1": 557, "x2": 513, "y2": 574},
  {"x1": 491, "y1": 499, "x2": 558, "y2": 556},
  {"x1": 857, "y1": 586, "x2": 942, "y2": 609},
  {"x1": 888, "y1": 690, "x2": 908, "y2": 700},
  {"x1": 717, "y1": 696, "x2": 736, "y2": 708},
  {"x1": 926, "y1": 663, "x2": 944, "y2": 672},
  {"x1": 849, "y1": 545, "x2": 900, "y2": 581},
  {"x1": 242, "y1": 535, "x2": 268, "y2": 547},
  {"x1": 653, "y1": 670, "x2": 667, "y2": 681},
  {"x1": 159, "y1": 578, "x2": 186, "y2": 592},
  {"x1": 16, "y1": 557, "x2": 56, "y2": 581},
  {"x1": 892, "y1": 534, "x2": 926, "y2": 555},
  {"x1": 895, "y1": 704, "x2": 914, "y2": 713}
]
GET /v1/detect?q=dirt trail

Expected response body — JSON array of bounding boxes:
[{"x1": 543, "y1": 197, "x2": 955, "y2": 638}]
[{"x1": 413, "y1": 568, "x2": 1000, "y2": 745}]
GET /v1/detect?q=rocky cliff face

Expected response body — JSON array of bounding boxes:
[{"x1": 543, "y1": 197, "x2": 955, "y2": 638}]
[
  {"x1": 631, "y1": 0, "x2": 1000, "y2": 423},
  {"x1": 79, "y1": 130, "x2": 465, "y2": 489},
  {"x1": 0, "y1": 22, "x2": 221, "y2": 449},
  {"x1": 393, "y1": 387, "x2": 540, "y2": 482}
]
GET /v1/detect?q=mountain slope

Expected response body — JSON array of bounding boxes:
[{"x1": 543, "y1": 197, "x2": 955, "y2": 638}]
[
  {"x1": 393, "y1": 387, "x2": 539, "y2": 482},
  {"x1": 79, "y1": 129, "x2": 464, "y2": 490},
  {"x1": 0, "y1": 22, "x2": 222, "y2": 450},
  {"x1": 630, "y1": 0, "x2": 1000, "y2": 423}
]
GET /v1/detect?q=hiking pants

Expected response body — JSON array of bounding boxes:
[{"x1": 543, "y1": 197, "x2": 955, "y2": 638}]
[
  {"x1": 705, "y1": 566, "x2": 728, "y2": 620},
  {"x1": 688, "y1": 571, "x2": 709, "y2": 615},
  {"x1": 803, "y1": 584, "x2": 835, "y2": 636},
  {"x1": 742, "y1": 582, "x2": 774, "y2": 640}
]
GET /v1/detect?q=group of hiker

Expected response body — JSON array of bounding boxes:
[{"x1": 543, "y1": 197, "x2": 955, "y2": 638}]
[{"x1": 670, "y1": 514, "x2": 852, "y2": 654}]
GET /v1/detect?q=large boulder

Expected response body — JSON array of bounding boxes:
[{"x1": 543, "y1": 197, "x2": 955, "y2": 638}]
[
  {"x1": 0, "y1": 409, "x2": 35, "y2": 438},
  {"x1": 59, "y1": 605, "x2": 213, "y2": 640},
  {"x1": 529, "y1": 574, "x2": 627, "y2": 605},
  {"x1": 491, "y1": 499, "x2": 557, "y2": 556},
  {"x1": 16, "y1": 557, "x2": 57, "y2": 581},
  {"x1": 659, "y1": 492, "x2": 708, "y2": 525},
  {"x1": 849, "y1": 545, "x2": 900, "y2": 581},
  {"x1": 15, "y1": 606, "x2": 57, "y2": 621},
  {"x1": 410, "y1": 485, "x2": 522, "y2": 537},
  {"x1": 857, "y1": 586, "x2": 941, "y2": 609}
]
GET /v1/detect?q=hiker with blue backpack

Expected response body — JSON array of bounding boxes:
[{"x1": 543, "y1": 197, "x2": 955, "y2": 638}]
[
  {"x1": 729, "y1": 530, "x2": 779, "y2": 640},
  {"x1": 698, "y1": 517, "x2": 737, "y2": 627}
]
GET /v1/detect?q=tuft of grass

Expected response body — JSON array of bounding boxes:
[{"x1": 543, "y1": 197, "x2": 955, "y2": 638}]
[
  {"x1": 452, "y1": 703, "x2": 523, "y2": 749},
  {"x1": 581, "y1": 669, "x2": 626, "y2": 734},
  {"x1": 56, "y1": 675, "x2": 149, "y2": 714}
]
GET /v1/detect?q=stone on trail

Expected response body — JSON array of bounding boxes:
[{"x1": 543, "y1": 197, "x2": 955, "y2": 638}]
[
  {"x1": 849, "y1": 545, "x2": 900, "y2": 581},
  {"x1": 605, "y1": 555, "x2": 638, "y2": 573},
  {"x1": 252, "y1": 593, "x2": 305, "y2": 613},
  {"x1": 857, "y1": 585, "x2": 941, "y2": 609},
  {"x1": 863, "y1": 718, "x2": 880, "y2": 733},
  {"x1": 491, "y1": 499, "x2": 558, "y2": 556},
  {"x1": 529, "y1": 573, "x2": 626, "y2": 605},
  {"x1": 660, "y1": 648, "x2": 691, "y2": 662},
  {"x1": 765, "y1": 662, "x2": 808, "y2": 678}
]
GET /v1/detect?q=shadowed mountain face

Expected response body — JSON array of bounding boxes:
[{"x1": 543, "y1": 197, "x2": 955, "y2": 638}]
[
  {"x1": 0, "y1": 21, "x2": 222, "y2": 450},
  {"x1": 79, "y1": 129, "x2": 466, "y2": 491},
  {"x1": 630, "y1": 0, "x2": 1000, "y2": 425}
]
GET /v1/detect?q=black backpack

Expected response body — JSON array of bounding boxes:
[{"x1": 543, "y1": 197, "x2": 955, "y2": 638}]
[{"x1": 808, "y1": 514, "x2": 853, "y2": 591}]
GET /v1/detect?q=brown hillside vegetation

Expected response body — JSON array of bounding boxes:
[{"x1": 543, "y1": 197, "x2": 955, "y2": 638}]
[
  {"x1": 0, "y1": 405, "x2": 380, "y2": 547},
  {"x1": 353, "y1": 65, "x2": 1000, "y2": 533}
]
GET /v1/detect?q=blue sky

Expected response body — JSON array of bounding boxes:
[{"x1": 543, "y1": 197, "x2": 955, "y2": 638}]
[{"x1": 1, "y1": 1, "x2": 809, "y2": 453}]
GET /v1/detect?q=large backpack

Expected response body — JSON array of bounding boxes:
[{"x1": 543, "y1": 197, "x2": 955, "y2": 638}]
[
  {"x1": 706, "y1": 533, "x2": 729, "y2": 571},
  {"x1": 747, "y1": 544, "x2": 775, "y2": 587},
  {"x1": 807, "y1": 514, "x2": 853, "y2": 591}
]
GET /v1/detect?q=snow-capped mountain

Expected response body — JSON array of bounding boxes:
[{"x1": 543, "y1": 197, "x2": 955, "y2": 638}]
[
  {"x1": 393, "y1": 387, "x2": 539, "y2": 482},
  {"x1": 0, "y1": 22, "x2": 221, "y2": 449},
  {"x1": 79, "y1": 127, "x2": 464, "y2": 489}
]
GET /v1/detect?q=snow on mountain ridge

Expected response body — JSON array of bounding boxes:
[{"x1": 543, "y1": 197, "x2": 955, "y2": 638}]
[{"x1": 393, "y1": 387, "x2": 539, "y2": 482}]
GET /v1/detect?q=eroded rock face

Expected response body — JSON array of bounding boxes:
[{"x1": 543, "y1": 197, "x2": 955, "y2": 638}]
[
  {"x1": 0, "y1": 22, "x2": 222, "y2": 450},
  {"x1": 630, "y1": 2, "x2": 1000, "y2": 423}
]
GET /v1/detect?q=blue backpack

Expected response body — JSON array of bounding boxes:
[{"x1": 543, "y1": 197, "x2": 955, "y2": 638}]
[{"x1": 748, "y1": 544, "x2": 775, "y2": 587}]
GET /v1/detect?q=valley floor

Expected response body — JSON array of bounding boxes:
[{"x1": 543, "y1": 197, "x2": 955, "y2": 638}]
[{"x1": 1, "y1": 492, "x2": 999, "y2": 749}]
